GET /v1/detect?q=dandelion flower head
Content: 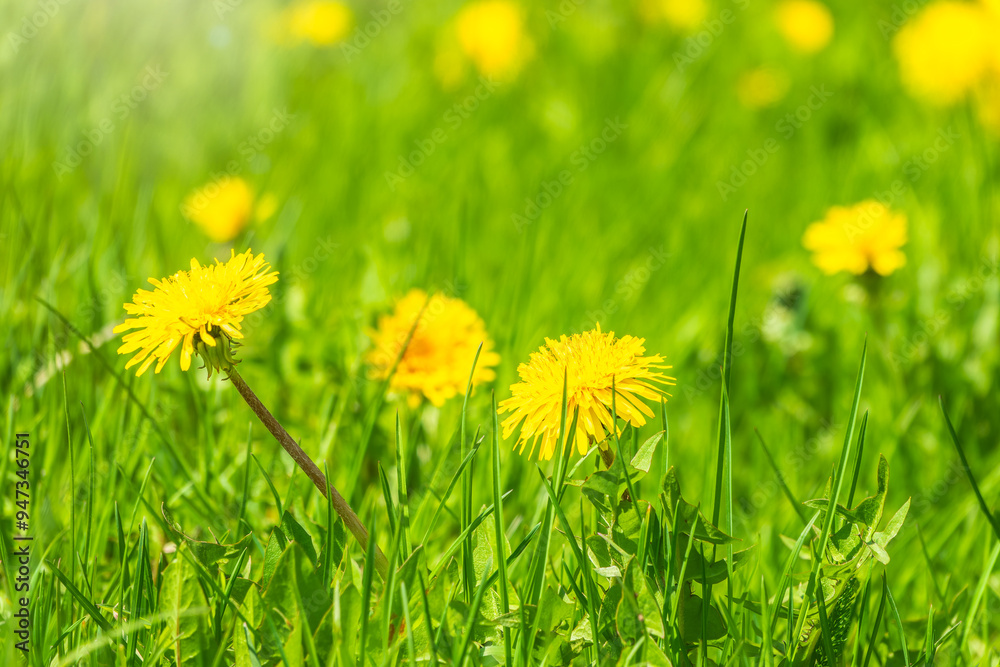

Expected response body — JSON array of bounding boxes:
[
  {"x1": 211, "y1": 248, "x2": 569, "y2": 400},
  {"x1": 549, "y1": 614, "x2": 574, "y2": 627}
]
[
  {"x1": 893, "y1": 1, "x2": 996, "y2": 104},
  {"x1": 802, "y1": 201, "x2": 908, "y2": 276},
  {"x1": 114, "y1": 250, "x2": 278, "y2": 376},
  {"x1": 498, "y1": 327, "x2": 675, "y2": 461},
  {"x1": 182, "y1": 177, "x2": 258, "y2": 244},
  {"x1": 455, "y1": 1, "x2": 532, "y2": 79},
  {"x1": 775, "y1": 0, "x2": 834, "y2": 54},
  {"x1": 283, "y1": 0, "x2": 353, "y2": 46},
  {"x1": 366, "y1": 289, "x2": 500, "y2": 407}
]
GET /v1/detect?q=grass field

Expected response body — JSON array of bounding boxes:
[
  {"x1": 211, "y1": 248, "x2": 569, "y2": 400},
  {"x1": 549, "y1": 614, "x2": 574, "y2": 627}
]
[{"x1": 1, "y1": 0, "x2": 999, "y2": 664}]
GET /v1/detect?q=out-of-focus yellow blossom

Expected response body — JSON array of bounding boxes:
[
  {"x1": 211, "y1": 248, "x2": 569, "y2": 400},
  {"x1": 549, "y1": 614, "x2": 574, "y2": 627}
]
[
  {"x1": 638, "y1": 0, "x2": 708, "y2": 30},
  {"x1": 183, "y1": 178, "x2": 251, "y2": 243},
  {"x1": 182, "y1": 177, "x2": 276, "y2": 244},
  {"x1": 283, "y1": 0, "x2": 353, "y2": 46},
  {"x1": 498, "y1": 326, "x2": 674, "y2": 461},
  {"x1": 366, "y1": 289, "x2": 500, "y2": 407},
  {"x1": 775, "y1": 0, "x2": 834, "y2": 54},
  {"x1": 737, "y1": 67, "x2": 791, "y2": 109},
  {"x1": 802, "y1": 201, "x2": 908, "y2": 276},
  {"x1": 893, "y1": 1, "x2": 994, "y2": 104},
  {"x1": 455, "y1": 1, "x2": 533, "y2": 79}
]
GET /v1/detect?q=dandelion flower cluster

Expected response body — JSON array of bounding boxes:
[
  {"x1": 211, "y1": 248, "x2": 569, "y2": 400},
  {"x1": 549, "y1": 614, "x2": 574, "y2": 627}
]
[
  {"x1": 114, "y1": 250, "x2": 278, "y2": 376},
  {"x1": 366, "y1": 289, "x2": 499, "y2": 407},
  {"x1": 282, "y1": 0, "x2": 353, "y2": 46},
  {"x1": 774, "y1": 0, "x2": 834, "y2": 54},
  {"x1": 182, "y1": 177, "x2": 276, "y2": 243},
  {"x1": 454, "y1": 1, "x2": 532, "y2": 79},
  {"x1": 498, "y1": 327, "x2": 674, "y2": 461},
  {"x1": 802, "y1": 201, "x2": 908, "y2": 276},
  {"x1": 893, "y1": 1, "x2": 999, "y2": 106}
]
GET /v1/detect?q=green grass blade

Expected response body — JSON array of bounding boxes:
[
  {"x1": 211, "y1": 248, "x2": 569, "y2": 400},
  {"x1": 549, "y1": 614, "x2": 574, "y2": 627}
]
[
  {"x1": 359, "y1": 510, "x2": 378, "y2": 667},
  {"x1": 491, "y1": 391, "x2": 513, "y2": 666},
  {"x1": 791, "y1": 338, "x2": 866, "y2": 656},
  {"x1": 47, "y1": 560, "x2": 115, "y2": 634},
  {"x1": 420, "y1": 428, "x2": 484, "y2": 545},
  {"x1": 251, "y1": 453, "x2": 283, "y2": 518},
  {"x1": 453, "y1": 555, "x2": 493, "y2": 666},
  {"x1": 940, "y1": 396, "x2": 1000, "y2": 541},
  {"x1": 460, "y1": 341, "x2": 485, "y2": 602},
  {"x1": 399, "y1": 582, "x2": 417, "y2": 667},
  {"x1": 395, "y1": 411, "x2": 411, "y2": 559},
  {"x1": 861, "y1": 576, "x2": 889, "y2": 667},
  {"x1": 753, "y1": 428, "x2": 807, "y2": 523},
  {"x1": 712, "y1": 209, "x2": 748, "y2": 528},
  {"x1": 883, "y1": 573, "x2": 910, "y2": 666},
  {"x1": 846, "y1": 411, "x2": 869, "y2": 508}
]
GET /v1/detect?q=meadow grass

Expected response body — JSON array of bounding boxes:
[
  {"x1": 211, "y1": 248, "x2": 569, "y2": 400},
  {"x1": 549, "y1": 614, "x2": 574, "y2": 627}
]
[{"x1": 1, "y1": 0, "x2": 999, "y2": 664}]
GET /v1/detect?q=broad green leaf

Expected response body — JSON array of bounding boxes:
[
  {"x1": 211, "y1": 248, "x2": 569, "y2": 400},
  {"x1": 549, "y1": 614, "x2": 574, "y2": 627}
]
[
  {"x1": 157, "y1": 543, "x2": 209, "y2": 666},
  {"x1": 281, "y1": 511, "x2": 319, "y2": 567},
  {"x1": 630, "y1": 431, "x2": 664, "y2": 474}
]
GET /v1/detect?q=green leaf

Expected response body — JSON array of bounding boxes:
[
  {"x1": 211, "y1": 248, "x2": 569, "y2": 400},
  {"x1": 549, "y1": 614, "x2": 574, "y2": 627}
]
[
  {"x1": 281, "y1": 511, "x2": 319, "y2": 567},
  {"x1": 660, "y1": 469, "x2": 738, "y2": 545},
  {"x1": 157, "y1": 543, "x2": 210, "y2": 666},
  {"x1": 261, "y1": 527, "x2": 288, "y2": 589},
  {"x1": 261, "y1": 541, "x2": 332, "y2": 662},
  {"x1": 630, "y1": 430, "x2": 664, "y2": 474},
  {"x1": 162, "y1": 503, "x2": 253, "y2": 570},
  {"x1": 584, "y1": 470, "x2": 620, "y2": 497}
]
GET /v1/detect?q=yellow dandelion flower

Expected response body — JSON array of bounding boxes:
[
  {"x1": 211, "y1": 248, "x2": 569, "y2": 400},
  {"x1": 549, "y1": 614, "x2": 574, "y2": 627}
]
[
  {"x1": 498, "y1": 327, "x2": 675, "y2": 461},
  {"x1": 802, "y1": 201, "x2": 907, "y2": 276},
  {"x1": 775, "y1": 0, "x2": 834, "y2": 54},
  {"x1": 893, "y1": 1, "x2": 994, "y2": 104},
  {"x1": 283, "y1": 0, "x2": 353, "y2": 46},
  {"x1": 455, "y1": 1, "x2": 532, "y2": 79},
  {"x1": 736, "y1": 67, "x2": 791, "y2": 109},
  {"x1": 366, "y1": 289, "x2": 500, "y2": 407},
  {"x1": 182, "y1": 177, "x2": 257, "y2": 243},
  {"x1": 114, "y1": 250, "x2": 278, "y2": 376},
  {"x1": 638, "y1": 0, "x2": 708, "y2": 31}
]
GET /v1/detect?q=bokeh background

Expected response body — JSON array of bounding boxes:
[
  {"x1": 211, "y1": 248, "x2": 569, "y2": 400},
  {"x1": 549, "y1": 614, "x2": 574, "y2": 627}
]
[{"x1": 2, "y1": 0, "x2": 999, "y2": 662}]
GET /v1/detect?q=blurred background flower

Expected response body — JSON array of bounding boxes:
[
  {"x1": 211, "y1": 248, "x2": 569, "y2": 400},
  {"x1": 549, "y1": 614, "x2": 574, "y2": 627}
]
[
  {"x1": 365, "y1": 289, "x2": 499, "y2": 407},
  {"x1": 802, "y1": 201, "x2": 908, "y2": 276},
  {"x1": 453, "y1": 0, "x2": 533, "y2": 80},
  {"x1": 774, "y1": 0, "x2": 834, "y2": 54},
  {"x1": 280, "y1": 0, "x2": 353, "y2": 46},
  {"x1": 181, "y1": 177, "x2": 276, "y2": 244}
]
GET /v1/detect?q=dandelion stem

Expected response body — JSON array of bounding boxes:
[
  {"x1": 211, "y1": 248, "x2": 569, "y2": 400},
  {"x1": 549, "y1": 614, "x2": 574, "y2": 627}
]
[{"x1": 225, "y1": 365, "x2": 389, "y2": 581}]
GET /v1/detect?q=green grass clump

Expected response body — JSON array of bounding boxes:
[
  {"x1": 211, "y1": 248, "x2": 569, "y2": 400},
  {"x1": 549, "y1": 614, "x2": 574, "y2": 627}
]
[{"x1": 2, "y1": 0, "x2": 999, "y2": 664}]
